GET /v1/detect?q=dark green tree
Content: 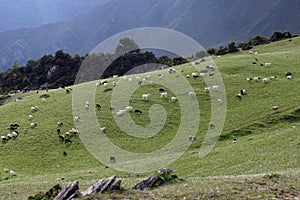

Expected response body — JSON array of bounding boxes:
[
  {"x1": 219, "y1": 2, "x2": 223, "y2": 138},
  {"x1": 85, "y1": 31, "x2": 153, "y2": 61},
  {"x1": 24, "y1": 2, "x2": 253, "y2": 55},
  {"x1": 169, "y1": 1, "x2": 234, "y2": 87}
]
[{"x1": 115, "y1": 38, "x2": 140, "y2": 57}]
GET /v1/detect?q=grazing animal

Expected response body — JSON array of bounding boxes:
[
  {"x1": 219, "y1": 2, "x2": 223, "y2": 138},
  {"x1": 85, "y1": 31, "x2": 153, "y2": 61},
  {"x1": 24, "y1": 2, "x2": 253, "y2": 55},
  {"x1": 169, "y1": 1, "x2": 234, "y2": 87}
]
[
  {"x1": 192, "y1": 72, "x2": 199, "y2": 78},
  {"x1": 100, "y1": 127, "x2": 106, "y2": 133},
  {"x1": 253, "y1": 77, "x2": 260, "y2": 81},
  {"x1": 252, "y1": 62, "x2": 257, "y2": 64},
  {"x1": 233, "y1": 138, "x2": 237, "y2": 144},
  {"x1": 272, "y1": 106, "x2": 279, "y2": 111},
  {"x1": 57, "y1": 121, "x2": 63, "y2": 126},
  {"x1": 185, "y1": 74, "x2": 190, "y2": 78},
  {"x1": 270, "y1": 76, "x2": 276, "y2": 80},
  {"x1": 255, "y1": 57, "x2": 258, "y2": 62},
  {"x1": 96, "y1": 104, "x2": 101, "y2": 110},
  {"x1": 240, "y1": 89, "x2": 246, "y2": 95},
  {"x1": 10, "y1": 170, "x2": 16, "y2": 176},
  {"x1": 189, "y1": 135, "x2": 196, "y2": 142},
  {"x1": 116, "y1": 109, "x2": 126, "y2": 116},
  {"x1": 265, "y1": 62, "x2": 272, "y2": 66},
  {"x1": 30, "y1": 123, "x2": 37, "y2": 128},
  {"x1": 262, "y1": 77, "x2": 270, "y2": 83},
  {"x1": 260, "y1": 64, "x2": 264, "y2": 66},
  {"x1": 204, "y1": 87, "x2": 210, "y2": 93},
  {"x1": 235, "y1": 94, "x2": 242, "y2": 99},
  {"x1": 246, "y1": 78, "x2": 252, "y2": 81},
  {"x1": 285, "y1": 72, "x2": 293, "y2": 76},
  {"x1": 286, "y1": 75, "x2": 292, "y2": 79},
  {"x1": 112, "y1": 81, "x2": 116, "y2": 87},
  {"x1": 170, "y1": 96, "x2": 177, "y2": 101},
  {"x1": 160, "y1": 92, "x2": 168, "y2": 98},
  {"x1": 59, "y1": 135, "x2": 65, "y2": 141},
  {"x1": 12, "y1": 131, "x2": 19, "y2": 138},
  {"x1": 31, "y1": 106, "x2": 39, "y2": 112},
  {"x1": 57, "y1": 177, "x2": 65, "y2": 182},
  {"x1": 188, "y1": 92, "x2": 196, "y2": 97},
  {"x1": 209, "y1": 73, "x2": 215, "y2": 78},
  {"x1": 210, "y1": 123, "x2": 215, "y2": 129},
  {"x1": 125, "y1": 106, "x2": 133, "y2": 112},
  {"x1": 135, "y1": 109, "x2": 142, "y2": 114},
  {"x1": 168, "y1": 68, "x2": 176, "y2": 74},
  {"x1": 4, "y1": 168, "x2": 9, "y2": 173},
  {"x1": 57, "y1": 128, "x2": 61, "y2": 134},
  {"x1": 74, "y1": 115, "x2": 80, "y2": 122},
  {"x1": 64, "y1": 139, "x2": 72, "y2": 144},
  {"x1": 28, "y1": 115, "x2": 33, "y2": 120},
  {"x1": 101, "y1": 80, "x2": 108, "y2": 85},
  {"x1": 1, "y1": 136, "x2": 8, "y2": 142},
  {"x1": 212, "y1": 85, "x2": 219, "y2": 90},
  {"x1": 142, "y1": 94, "x2": 150, "y2": 100},
  {"x1": 218, "y1": 99, "x2": 223, "y2": 105},
  {"x1": 63, "y1": 151, "x2": 67, "y2": 156},
  {"x1": 159, "y1": 88, "x2": 165, "y2": 92},
  {"x1": 9, "y1": 123, "x2": 19, "y2": 130},
  {"x1": 249, "y1": 51, "x2": 253, "y2": 54},
  {"x1": 112, "y1": 75, "x2": 118, "y2": 78},
  {"x1": 207, "y1": 65, "x2": 216, "y2": 71}
]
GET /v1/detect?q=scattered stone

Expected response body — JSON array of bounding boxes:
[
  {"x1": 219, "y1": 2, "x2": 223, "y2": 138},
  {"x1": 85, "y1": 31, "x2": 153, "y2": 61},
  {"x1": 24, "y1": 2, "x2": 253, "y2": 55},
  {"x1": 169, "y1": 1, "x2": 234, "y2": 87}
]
[
  {"x1": 133, "y1": 168, "x2": 178, "y2": 190},
  {"x1": 81, "y1": 175, "x2": 122, "y2": 196},
  {"x1": 54, "y1": 180, "x2": 79, "y2": 200}
]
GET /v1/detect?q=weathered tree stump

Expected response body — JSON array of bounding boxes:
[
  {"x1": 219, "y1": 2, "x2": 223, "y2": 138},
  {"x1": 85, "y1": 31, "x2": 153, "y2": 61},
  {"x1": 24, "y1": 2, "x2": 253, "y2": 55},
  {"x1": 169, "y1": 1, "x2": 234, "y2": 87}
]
[
  {"x1": 54, "y1": 180, "x2": 79, "y2": 200},
  {"x1": 81, "y1": 175, "x2": 122, "y2": 196},
  {"x1": 133, "y1": 168, "x2": 177, "y2": 190}
]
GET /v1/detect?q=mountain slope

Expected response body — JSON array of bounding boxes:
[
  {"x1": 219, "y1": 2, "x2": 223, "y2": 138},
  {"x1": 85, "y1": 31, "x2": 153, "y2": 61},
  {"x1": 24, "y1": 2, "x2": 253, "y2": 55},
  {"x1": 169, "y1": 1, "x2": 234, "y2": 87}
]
[
  {"x1": 0, "y1": 37, "x2": 299, "y2": 199},
  {"x1": 0, "y1": 0, "x2": 299, "y2": 71}
]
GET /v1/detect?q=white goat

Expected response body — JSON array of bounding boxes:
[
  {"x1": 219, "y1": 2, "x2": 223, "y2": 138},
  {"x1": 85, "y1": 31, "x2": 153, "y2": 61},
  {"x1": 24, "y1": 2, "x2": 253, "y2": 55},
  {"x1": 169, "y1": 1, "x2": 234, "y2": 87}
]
[
  {"x1": 262, "y1": 77, "x2": 270, "y2": 83},
  {"x1": 218, "y1": 99, "x2": 223, "y2": 105},
  {"x1": 142, "y1": 94, "x2": 150, "y2": 100},
  {"x1": 265, "y1": 62, "x2": 272, "y2": 66},
  {"x1": 204, "y1": 87, "x2": 211, "y2": 93},
  {"x1": 188, "y1": 92, "x2": 196, "y2": 97},
  {"x1": 170, "y1": 97, "x2": 177, "y2": 101},
  {"x1": 212, "y1": 85, "x2": 219, "y2": 90},
  {"x1": 160, "y1": 92, "x2": 168, "y2": 98}
]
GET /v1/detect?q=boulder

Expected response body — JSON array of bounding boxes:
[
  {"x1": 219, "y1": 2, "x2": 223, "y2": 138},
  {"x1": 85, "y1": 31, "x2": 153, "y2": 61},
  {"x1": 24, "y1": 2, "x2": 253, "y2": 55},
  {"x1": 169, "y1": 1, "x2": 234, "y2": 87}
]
[
  {"x1": 54, "y1": 180, "x2": 79, "y2": 200},
  {"x1": 133, "y1": 168, "x2": 177, "y2": 190},
  {"x1": 81, "y1": 175, "x2": 122, "y2": 196}
]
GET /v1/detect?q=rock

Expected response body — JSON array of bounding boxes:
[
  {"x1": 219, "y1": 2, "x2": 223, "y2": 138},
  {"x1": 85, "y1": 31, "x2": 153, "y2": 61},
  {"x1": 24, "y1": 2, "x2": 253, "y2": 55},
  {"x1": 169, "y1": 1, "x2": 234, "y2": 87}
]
[
  {"x1": 54, "y1": 180, "x2": 79, "y2": 200},
  {"x1": 133, "y1": 168, "x2": 178, "y2": 190},
  {"x1": 81, "y1": 175, "x2": 122, "y2": 196}
]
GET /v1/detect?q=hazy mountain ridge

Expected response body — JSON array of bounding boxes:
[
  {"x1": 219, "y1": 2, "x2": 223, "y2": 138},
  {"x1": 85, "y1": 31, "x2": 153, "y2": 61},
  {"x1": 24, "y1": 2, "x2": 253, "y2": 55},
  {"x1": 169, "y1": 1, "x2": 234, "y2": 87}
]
[
  {"x1": 0, "y1": 0, "x2": 299, "y2": 71},
  {"x1": 0, "y1": 0, "x2": 110, "y2": 32}
]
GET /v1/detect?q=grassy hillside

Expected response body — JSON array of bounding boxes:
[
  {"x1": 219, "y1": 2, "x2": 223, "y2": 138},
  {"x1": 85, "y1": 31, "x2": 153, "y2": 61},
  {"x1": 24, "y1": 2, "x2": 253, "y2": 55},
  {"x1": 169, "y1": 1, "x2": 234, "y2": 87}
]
[{"x1": 0, "y1": 37, "x2": 299, "y2": 199}]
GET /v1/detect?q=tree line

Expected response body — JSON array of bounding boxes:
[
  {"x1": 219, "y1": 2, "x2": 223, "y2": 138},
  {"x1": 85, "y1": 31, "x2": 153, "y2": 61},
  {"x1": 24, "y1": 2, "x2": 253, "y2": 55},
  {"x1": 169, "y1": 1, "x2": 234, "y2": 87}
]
[
  {"x1": 0, "y1": 31, "x2": 296, "y2": 94},
  {"x1": 195, "y1": 31, "x2": 295, "y2": 58},
  {"x1": 0, "y1": 38, "x2": 188, "y2": 94}
]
